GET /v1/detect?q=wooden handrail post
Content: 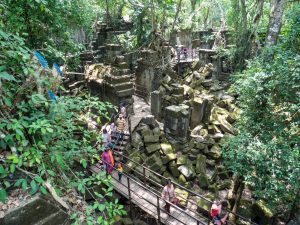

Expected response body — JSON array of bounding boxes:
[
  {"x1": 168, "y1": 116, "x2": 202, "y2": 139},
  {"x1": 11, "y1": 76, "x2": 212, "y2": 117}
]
[{"x1": 157, "y1": 195, "x2": 161, "y2": 224}]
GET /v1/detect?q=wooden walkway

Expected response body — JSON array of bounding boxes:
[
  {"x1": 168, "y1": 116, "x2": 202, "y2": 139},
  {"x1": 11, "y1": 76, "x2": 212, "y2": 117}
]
[{"x1": 91, "y1": 165, "x2": 207, "y2": 225}]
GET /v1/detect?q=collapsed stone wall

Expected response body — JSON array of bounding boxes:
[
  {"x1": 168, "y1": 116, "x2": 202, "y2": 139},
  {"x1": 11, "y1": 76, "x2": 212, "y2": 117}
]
[{"x1": 84, "y1": 55, "x2": 134, "y2": 107}]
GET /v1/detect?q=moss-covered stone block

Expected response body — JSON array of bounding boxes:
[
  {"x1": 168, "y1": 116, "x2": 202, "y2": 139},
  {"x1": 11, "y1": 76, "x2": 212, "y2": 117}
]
[
  {"x1": 252, "y1": 200, "x2": 274, "y2": 224},
  {"x1": 160, "y1": 143, "x2": 173, "y2": 154},
  {"x1": 145, "y1": 143, "x2": 161, "y2": 155},
  {"x1": 162, "y1": 153, "x2": 177, "y2": 164},
  {"x1": 176, "y1": 154, "x2": 187, "y2": 166},
  {"x1": 168, "y1": 161, "x2": 180, "y2": 178},
  {"x1": 197, "y1": 173, "x2": 209, "y2": 189},
  {"x1": 196, "y1": 154, "x2": 207, "y2": 174}
]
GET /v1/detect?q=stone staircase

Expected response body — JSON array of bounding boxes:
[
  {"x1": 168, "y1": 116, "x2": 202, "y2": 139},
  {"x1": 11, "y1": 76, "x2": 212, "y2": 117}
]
[
  {"x1": 103, "y1": 55, "x2": 135, "y2": 106},
  {"x1": 110, "y1": 130, "x2": 131, "y2": 162},
  {"x1": 79, "y1": 21, "x2": 133, "y2": 69}
]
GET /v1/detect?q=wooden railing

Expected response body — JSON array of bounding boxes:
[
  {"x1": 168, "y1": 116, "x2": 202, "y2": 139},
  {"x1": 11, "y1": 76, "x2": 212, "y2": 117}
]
[
  {"x1": 93, "y1": 162, "x2": 207, "y2": 225},
  {"x1": 111, "y1": 150, "x2": 257, "y2": 225}
]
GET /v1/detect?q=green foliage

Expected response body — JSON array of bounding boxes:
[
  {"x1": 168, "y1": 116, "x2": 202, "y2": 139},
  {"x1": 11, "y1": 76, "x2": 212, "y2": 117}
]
[
  {"x1": 222, "y1": 5, "x2": 300, "y2": 213},
  {"x1": 0, "y1": 0, "x2": 101, "y2": 68},
  {"x1": 0, "y1": 30, "x2": 124, "y2": 223}
]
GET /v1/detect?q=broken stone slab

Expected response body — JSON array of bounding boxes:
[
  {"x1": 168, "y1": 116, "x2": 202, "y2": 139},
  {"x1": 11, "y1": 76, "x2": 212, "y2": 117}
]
[
  {"x1": 106, "y1": 43, "x2": 122, "y2": 50},
  {"x1": 162, "y1": 75, "x2": 172, "y2": 84},
  {"x1": 210, "y1": 133, "x2": 224, "y2": 142},
  {"x1": 131, "y1": 132, "x2": 143, "y2": 149},
  {"x1": 141, "y1": 115, "x2": 158, "y2": 129},
  {"x1": 162, "y1": 153, "x2": 177, "y2": 164},
  {"x1": 164, "y1": 104, "x2": 190, "y2": 140},
  {"x1": 141, "y1": 128, "x2": 152, "y2": 137},
  {"x1": 143, "y1": 134, "x2": 160, "y2": 143},
  {"x1": 208, "y1": 124, "x2": 221, "y2": 134},
  {"x1": 191, "y1": 98, "x2": 206, "y2": 128},
  {"x1": 145, "y1": 153, "x2": 165, "y2": 173},
  {"x1": 201, "y1": 79, "x2": 214, "y2": 88},
  {"x1": 252, "y1": 200, "x2": 274, "y2": 224},
  {"x1": 191, "y1": 125, "x2": 203, "y2": 136},
  {"x1": 217, "y1": 179, "x2": 232, "y2": 190},
  {"x1": 217, "y1": 115, "x2": 234, "y2": 134},
  {"x1": 188, "y1": 154, "x2": 197, "y2": 161},
  {"x1": 185, "y1": 74, "x2": 194, "y2": 84},
  {"x1": 152, "y1": 127, "x2": 161, "y2": 136},
  {"x1": 151, "y1": 91, "x2": 162, "y2": 120},
  {"x1": 145, "y1": 143, "x2": 161, "y2": 155},
  {"x1": 168, "y1": 161, "x2": 180, "y2": 178},
  {"x1": 174, "y1": 188, "x2": 189, "y2": 207},
  {"x1": 178, "y1": 174, "x2": 187, "y2": 185},
  {"x1": 197, "y1": 173, "x2": 209, "y2": 189},
  {"x1": 176, "y1": 154, "x2": 187, "y2": 166},
  {"x1": 207, "y1": 145, "x2": 221, "y2": 159},
  {"x1": 178, "y1": 165, "x2": 194, "y2": 180},
  {"x1": 160, "y1": 143, "x2": 173, "y2": 154},
  {"x1": 170, "y1": 83, "x2": 184, "y2": 95},
  {"x1": 196, "y1": 154, "x2": 207, "y2": 174}
]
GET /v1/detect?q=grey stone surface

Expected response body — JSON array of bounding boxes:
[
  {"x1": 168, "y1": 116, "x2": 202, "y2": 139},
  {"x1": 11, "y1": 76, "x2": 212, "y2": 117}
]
[
  {"x1": 0, "y1": 196, "x2": 69, "y2": 225},
  {"x1": 178, "y1": 165, "x2": 194, "y2": 179},
  {"x1": 151, "y1": 91, "x2": 162, "y2": 120},
  {"x1": 164, "y1": 104, "x2": 190, "y2": 141}
]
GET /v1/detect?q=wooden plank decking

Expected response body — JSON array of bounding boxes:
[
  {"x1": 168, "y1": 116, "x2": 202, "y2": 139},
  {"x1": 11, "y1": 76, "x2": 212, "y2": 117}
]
[{"x1": 91, "y1": 165, "x2": 207, "y2": 225}]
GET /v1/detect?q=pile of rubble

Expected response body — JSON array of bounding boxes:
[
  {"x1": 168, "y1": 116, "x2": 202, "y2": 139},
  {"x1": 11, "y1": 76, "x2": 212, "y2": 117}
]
[{"x1": 84, "y1": 55, "x2": 134, "y2": 107}]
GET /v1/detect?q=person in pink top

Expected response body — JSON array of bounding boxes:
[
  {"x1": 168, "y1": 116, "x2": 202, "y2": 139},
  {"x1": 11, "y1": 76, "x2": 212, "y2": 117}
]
[
  {"x1": 210, "y1": 200, "x2": 229, "y2": 225},
  {"x1": 101, "y1": 148, "x2": 113, "y2": 174},
  {"x1": 162, "y1": 179, "x2": 179, "y2": 214}
]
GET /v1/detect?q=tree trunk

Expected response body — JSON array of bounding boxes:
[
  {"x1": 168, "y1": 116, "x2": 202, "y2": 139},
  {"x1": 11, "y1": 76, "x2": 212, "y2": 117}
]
[
  {"x1": 203, "y1": 8, "x2": 210, "y2": 29},
  {"x1": 171, "y1": 0, "x2": 182, "y2": 32},
  {"x1": 230, "y1": 176, "x2": 244, "y2": 223},
  {"x1": 265, "y1": 0, "x2": 286, "y2": 47}
]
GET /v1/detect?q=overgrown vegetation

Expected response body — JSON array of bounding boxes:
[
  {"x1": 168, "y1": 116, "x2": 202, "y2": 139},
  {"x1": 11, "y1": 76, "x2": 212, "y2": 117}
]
[
  {"x1": 0, "y1": 1, "x2": 127, "y2": 224},
  {"x1": 0, "y1": 0, "x2": 299, "y2": 224},
  {"x1": 222, "y1": 4, "x2": 300, "y2": 218}
]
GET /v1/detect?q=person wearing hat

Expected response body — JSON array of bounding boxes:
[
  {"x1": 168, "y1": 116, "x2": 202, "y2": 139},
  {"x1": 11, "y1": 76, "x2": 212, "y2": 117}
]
[{"x1": 210, "y1": 200, "x2": 229, "y2": 225}]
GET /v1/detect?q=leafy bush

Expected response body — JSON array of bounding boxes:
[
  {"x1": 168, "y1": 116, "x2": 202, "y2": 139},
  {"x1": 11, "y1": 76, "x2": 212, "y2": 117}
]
[
  {"x1": 222, "y1": 4, "x2": 300, "y2": 215},
  {"x1": 0, "y1": 30, "x2": 125, "y2": 224}
]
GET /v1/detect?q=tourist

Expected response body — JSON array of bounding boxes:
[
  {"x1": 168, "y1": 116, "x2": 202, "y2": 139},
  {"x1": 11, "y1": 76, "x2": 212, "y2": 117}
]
[
  {"x1": 107, "y1": 146, "x2": 115, "y2": 169},
  {"x1": 110, "y1": 122, "x2": 116, "y2": 137},
  {"x1": 161, "y1": 179, "x2": 179, "y2": 214},
  {"x1": 116, "y1": 114, "x2": 126, "y2": 144},
  {"x1": 183, "y1": 47, "x2": 187, "y2": 59},
  {"x1": 101, "y1": 128, "x2": 111, "y2": 147},
  {"x1": 120, "y1": 104, "x2": 126, "y2": 118},
  {"x1": 117, "y1": 162, "x2": 123, "y2": 182},
  {"x1": 101, "y1": 148, "x2": 113, "y2": 174},
  {"x1": 210, "y1": 200, "x2": 229, "y2": 225}
]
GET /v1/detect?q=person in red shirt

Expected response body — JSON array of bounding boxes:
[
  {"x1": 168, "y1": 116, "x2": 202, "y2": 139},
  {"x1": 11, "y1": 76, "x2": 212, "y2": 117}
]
[{"x1": 210, "y1": 201, "x2": 229, "y2": 225}]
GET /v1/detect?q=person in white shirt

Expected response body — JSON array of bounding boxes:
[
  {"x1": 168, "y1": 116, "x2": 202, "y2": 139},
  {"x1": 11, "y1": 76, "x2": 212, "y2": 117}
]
[
  {"x1": 101, "y1": 128, "x2": 111, "y2": 147},
  {"x1": 120, "y1": 104, "x2": 126, "y2": 118}
]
